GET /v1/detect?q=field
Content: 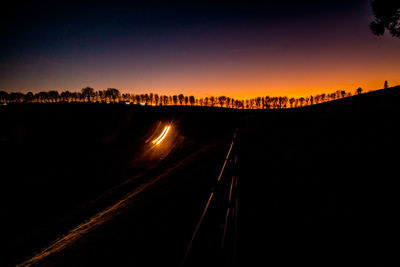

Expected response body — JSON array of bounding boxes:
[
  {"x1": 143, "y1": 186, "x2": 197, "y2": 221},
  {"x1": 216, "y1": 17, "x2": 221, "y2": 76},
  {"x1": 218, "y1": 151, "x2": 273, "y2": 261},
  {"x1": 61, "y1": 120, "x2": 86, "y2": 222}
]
[
  {"x1": 1, "y1": 87, "x2": 399, "y2": 266},
  {"x1": 238, "y1": 87, "x2": 399, "y2": 266}
]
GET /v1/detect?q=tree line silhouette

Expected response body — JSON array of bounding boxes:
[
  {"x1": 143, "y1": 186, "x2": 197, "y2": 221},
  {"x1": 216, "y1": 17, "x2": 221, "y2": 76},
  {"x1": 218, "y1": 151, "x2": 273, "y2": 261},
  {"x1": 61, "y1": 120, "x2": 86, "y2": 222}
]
[{"x1": 0, "y1": 84, "x2": 387, "y2": 109}]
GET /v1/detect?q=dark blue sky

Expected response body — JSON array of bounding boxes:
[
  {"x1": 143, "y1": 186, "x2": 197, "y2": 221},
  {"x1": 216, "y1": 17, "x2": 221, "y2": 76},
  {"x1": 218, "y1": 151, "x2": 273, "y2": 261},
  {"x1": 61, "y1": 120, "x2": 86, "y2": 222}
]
[{"x1": 1, "y1": 0, "x2": 399, "y2": 98}]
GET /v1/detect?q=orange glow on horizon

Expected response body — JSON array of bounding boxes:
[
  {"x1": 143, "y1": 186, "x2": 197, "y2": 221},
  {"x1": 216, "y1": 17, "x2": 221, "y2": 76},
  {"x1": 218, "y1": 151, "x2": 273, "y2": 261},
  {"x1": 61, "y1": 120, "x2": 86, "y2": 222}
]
[
  {"x1": 115, "y1": 79, "x2": 400, "y2": 101},
  {"x1": 99, "y1": 66, "x2": 400, "y2": 100}
]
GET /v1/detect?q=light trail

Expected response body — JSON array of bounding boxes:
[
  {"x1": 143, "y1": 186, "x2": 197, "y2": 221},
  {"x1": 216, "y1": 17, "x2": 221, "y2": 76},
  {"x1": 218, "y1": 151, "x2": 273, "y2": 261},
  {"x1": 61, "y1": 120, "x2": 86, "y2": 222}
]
[
  {"x1": 151, "y1": 126, "x2": 168, "y2": 145},
  {"x1": 152, "y1": 125, "x2": 170, "y2": 145}
]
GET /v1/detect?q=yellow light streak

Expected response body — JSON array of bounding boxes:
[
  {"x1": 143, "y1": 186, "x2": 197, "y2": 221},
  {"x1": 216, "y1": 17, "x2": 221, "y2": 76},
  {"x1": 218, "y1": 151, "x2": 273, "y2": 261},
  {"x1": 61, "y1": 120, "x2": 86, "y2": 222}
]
[
  {"x1": 152, "y1": 125, "x2": 170, "y2": 145},
  {"x1": 152, "y1": 126, "x2": 168, "y2": 144}
]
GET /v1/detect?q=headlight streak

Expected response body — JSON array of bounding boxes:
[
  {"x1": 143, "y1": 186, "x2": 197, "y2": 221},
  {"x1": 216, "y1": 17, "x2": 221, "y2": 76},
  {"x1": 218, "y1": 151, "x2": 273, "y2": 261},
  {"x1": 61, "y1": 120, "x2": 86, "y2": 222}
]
[{"x1": 151, "y1": 125, "x2": 170, "y2": 145}]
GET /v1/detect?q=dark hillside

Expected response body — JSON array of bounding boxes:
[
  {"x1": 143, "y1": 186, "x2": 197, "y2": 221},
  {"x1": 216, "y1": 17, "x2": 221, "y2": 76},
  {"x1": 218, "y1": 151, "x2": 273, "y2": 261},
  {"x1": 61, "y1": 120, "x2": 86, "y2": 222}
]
[{"x1": 238, "y1": 86, "x2": 399, "y2": 266}]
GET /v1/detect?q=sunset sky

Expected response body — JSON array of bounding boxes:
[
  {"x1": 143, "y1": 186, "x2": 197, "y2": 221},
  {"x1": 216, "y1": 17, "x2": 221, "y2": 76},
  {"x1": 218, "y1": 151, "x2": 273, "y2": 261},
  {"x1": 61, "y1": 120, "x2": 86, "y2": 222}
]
[{"x1": 1, "y1": 0, "x2": 399, "y2": 99}]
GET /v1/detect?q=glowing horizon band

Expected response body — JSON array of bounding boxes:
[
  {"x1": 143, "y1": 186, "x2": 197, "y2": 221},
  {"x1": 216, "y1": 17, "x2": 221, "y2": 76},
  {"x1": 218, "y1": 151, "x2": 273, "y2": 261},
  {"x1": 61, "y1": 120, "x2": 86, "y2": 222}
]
[{"x1": 152, "y1": 126, "x2": 170, "y2": 145}]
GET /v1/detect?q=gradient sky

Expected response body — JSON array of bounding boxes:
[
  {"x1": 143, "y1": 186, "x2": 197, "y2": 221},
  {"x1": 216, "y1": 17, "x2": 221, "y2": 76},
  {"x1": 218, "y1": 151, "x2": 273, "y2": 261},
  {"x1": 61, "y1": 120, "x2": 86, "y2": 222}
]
[{"x1": 1, "y1": 0, "x2": 399, "y2": 98}]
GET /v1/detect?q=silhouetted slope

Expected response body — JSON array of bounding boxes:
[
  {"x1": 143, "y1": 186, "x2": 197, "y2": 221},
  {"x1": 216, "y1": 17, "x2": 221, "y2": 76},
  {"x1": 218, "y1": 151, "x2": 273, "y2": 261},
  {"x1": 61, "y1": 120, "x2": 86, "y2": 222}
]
[
  {"x1": 305, "y1": 85, "x2": 400, "y2": 112},
  {"x1": 238, "y1": 86, "x2": 399, "y2": 266}
]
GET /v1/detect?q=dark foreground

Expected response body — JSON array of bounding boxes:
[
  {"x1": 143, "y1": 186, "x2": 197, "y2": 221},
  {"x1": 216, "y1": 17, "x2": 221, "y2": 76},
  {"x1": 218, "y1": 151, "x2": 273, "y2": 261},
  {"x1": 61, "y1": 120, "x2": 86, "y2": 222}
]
[
  {"x1": 238, "y1": 88, "x2": 399, "y2": 266},
  {"x1": 1, "y1": 87, "x2": 399, "y2": 266},
  {"x1": 1, "y1": 104, "x2": 237, "y2": 266}
]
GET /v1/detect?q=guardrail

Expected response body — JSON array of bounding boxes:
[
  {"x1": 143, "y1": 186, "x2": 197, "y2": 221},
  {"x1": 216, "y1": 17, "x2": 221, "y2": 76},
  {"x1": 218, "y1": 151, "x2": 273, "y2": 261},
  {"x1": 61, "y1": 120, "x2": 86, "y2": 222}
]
[{"x1": 181, "y1": 128, "x2": 239, "y2": 267}]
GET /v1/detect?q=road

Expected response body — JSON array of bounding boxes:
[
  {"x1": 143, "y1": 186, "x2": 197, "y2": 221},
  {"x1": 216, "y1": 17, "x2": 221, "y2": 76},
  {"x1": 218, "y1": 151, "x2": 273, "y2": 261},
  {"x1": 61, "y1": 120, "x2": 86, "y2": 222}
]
[
  {"x1": 15, "y1": 141, "x2": 228, "y2": 267},
  {"x1": 2, "y1": 105, "x2": 238, "y2": 266}
]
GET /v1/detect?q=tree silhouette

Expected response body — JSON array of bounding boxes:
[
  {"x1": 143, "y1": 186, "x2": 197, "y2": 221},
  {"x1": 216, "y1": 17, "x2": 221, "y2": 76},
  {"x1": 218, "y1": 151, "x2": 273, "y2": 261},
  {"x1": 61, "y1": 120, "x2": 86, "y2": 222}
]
[
  {"x1": 255, "y1": 97, "x2": 261, "y2": 109},
  {"x1": 178, "y1": 94, "x2": 184, "y2": 105},
  {"x1": 149, "y1": 93, "x2": 154, "y2": 105},
  {"x1": 142, "y1": 94, "x2": 148, "y2": 104},
  {"x1": 370, "y1": 0, "x2": 400, "y2": 38},
  {"x1": 106, "y1": 88, "x2": 120, "y2": 103},
  {"x1": 97, "y1": 90, "x2": 105, "y2": 102},
  {"x1": 305, "y1": 97, "x2": 310, "y2": 106},
  {"x1": 210, "y1": 96, "x2": 216, "y2": 107},
  {"x1": 70, "y1": 92, "x2": 79, "y2": 102},
  {"x1": 163, "y1": 95, "x2": 169, "y2": 105},
  {"x1": 60, "y1": 91, "x2": 71, "y2": 102},
  {"x1": 384, "y1": 80, "x2": 388, "y2": 89},
  {"x1": 265, "y1": 97, "x2": 271, "y2": 109},
  {"x1": 203, "y1": 97, "x2": 208, "y2": 106},
  {"x1": 38, "y1": 91, "x2": 49, "y2": 103},
  {"x1": 24, "y1": 92, "x2": 34, "y2": 103},
  {"x1": 9, "y1": 92, "x2": 24, "y2": 103},
  {"x1": 48, "y1": 91, "x2": 59, "y2": 102},
  {"x1": 81, "y1": 87, "x2": 94, "y2": 102},
  {"x1": 0, "y1": 91, "x2": 9, "y2": 103},
  {"x1": 3, "y1": 84, "x2": 392, "y2": 108},
  {"x1": 279, "y1": 96, "x2": 288, "y2": 108},
  {"x1": 299, "y1": 97, "x2": 305, "y2": 107},
  {"x1": 134, "y1": 94, "x2": 139, "y2": 104},
  {"x1": 289, "y1": 97, "x2": 295, "y2": 108},
  {"x1": 218, "y1": 96, "x2": 226, "y2": 107},
  {"x1": 154, "y1": 94, "x2": 159, "y2": 105},
  {"x1": 189, "y1": 96, "x2": 195, "y2": 106}
]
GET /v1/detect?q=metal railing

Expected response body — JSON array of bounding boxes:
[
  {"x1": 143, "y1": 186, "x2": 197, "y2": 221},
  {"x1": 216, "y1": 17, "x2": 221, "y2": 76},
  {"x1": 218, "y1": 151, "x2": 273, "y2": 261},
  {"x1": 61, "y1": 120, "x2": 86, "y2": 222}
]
[{"x1": 181, "y1": 129, "x2": 239, "y2": 266}]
